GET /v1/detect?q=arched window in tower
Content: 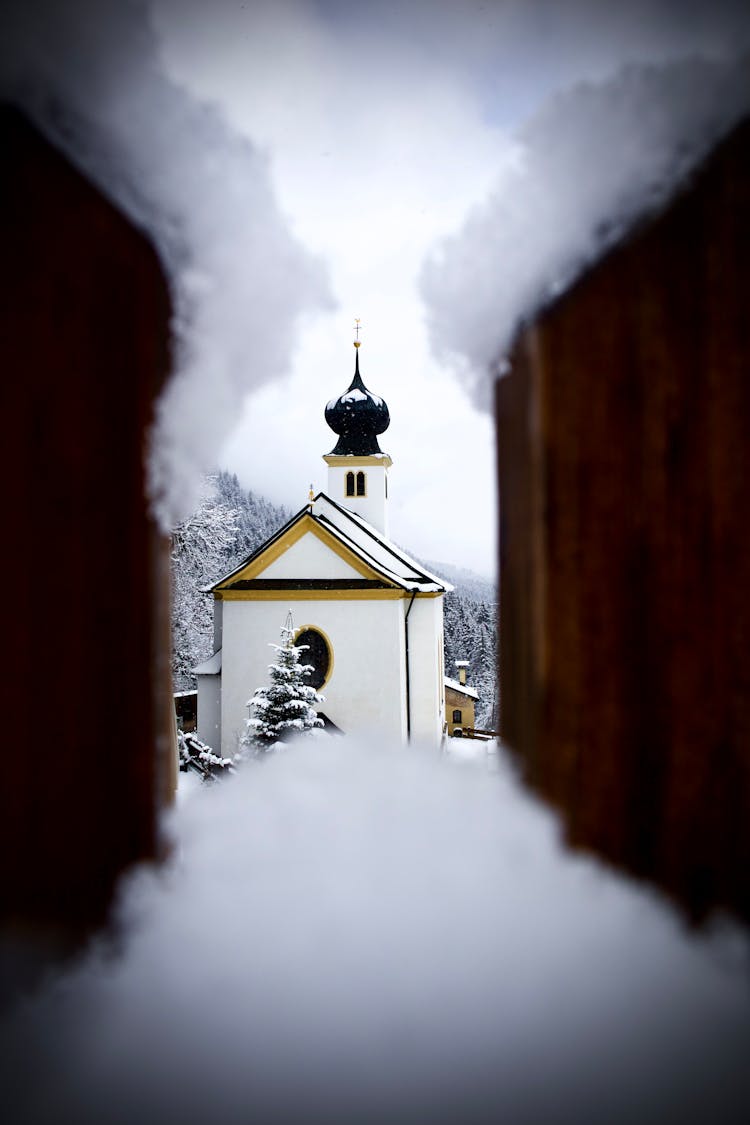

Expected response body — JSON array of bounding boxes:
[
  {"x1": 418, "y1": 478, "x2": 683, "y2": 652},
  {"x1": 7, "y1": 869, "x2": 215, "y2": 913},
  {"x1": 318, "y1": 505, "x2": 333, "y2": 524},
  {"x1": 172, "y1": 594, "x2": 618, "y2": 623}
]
[
  {"x1": 356, "y1": 471, "x2": 366, "y2": 496},
  {"x1": 295, "y1": 628, "x2": 331, "y2": 690},
  {"x1": 345, "y1": 471, "x2": 355, "y2": 497}
]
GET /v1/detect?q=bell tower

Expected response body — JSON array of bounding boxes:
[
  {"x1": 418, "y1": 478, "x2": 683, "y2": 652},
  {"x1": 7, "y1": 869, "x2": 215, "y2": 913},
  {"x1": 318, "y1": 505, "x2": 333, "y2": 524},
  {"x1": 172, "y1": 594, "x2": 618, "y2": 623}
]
[{"x1": 323, "y1": 328, "x2": 392, "y2": 535}]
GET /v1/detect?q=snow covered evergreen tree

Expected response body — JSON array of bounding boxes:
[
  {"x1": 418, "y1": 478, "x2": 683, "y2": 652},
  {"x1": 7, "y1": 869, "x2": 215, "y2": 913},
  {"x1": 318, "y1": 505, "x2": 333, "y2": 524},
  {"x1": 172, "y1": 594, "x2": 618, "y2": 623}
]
[
  {"x1": 243, "y1": 614, "x2": 324, "y2": 751},
  {"x1": 436, "y1": 567, "x2": 498, "y2": 729},
  {"x1": 170, "y1": 473, "x2": 291, "y2": 692},
  {"x1": 171, "y1": 476, "x2": 239, "y2": 691},
  {"x1": 213, "y1": 470, "x2": 292, "y2": 572}
]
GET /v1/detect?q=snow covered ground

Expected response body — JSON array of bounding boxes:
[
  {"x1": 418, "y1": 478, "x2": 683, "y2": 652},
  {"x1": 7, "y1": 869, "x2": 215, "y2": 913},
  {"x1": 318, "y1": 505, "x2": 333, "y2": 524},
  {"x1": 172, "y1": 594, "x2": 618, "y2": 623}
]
[
  {"x1": 445, "y1": 733, "x2": 500, "y2": 767},
  {"x1": 2, "y1": 736, "x2": 749, "y2": 1125}
]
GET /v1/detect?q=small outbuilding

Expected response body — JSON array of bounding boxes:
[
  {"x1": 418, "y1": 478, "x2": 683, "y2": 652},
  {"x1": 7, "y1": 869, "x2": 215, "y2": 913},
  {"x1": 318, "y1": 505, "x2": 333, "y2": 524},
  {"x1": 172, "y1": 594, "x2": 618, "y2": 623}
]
[{"x1": 444, "y1": 662, "x2": 478, "y2": 736}]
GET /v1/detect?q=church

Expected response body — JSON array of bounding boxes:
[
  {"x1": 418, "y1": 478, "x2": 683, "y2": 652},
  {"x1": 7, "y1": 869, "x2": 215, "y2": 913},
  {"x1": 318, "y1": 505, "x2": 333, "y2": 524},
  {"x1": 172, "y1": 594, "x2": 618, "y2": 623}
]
[{"x1": 195, "y1": 341, "x2": 452, "y2": 753}]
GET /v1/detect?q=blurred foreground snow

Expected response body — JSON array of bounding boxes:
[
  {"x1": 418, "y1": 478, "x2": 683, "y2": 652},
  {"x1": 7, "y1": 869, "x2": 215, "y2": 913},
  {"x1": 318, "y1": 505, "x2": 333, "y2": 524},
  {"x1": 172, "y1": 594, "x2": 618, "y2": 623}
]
[
  {"x1": 421, "y1": 53, "x2": 750, "y2": 406},
  {"x1": 2, "y1": 736, "x2": 749, "y2": 1124}
]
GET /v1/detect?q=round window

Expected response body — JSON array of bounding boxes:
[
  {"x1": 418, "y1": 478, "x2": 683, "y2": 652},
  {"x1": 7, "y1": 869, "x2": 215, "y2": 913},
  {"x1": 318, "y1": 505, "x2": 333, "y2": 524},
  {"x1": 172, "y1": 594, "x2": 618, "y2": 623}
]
[{"x1": 295, "y1": 629, "x2": 330, "y2": 689}]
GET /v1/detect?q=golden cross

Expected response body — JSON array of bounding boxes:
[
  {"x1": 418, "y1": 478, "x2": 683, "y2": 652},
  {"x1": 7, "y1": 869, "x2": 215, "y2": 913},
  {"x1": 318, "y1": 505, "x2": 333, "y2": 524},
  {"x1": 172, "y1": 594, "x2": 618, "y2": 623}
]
[{"x1": 353, "y1": 317, "x2": 362, "y2": 348}]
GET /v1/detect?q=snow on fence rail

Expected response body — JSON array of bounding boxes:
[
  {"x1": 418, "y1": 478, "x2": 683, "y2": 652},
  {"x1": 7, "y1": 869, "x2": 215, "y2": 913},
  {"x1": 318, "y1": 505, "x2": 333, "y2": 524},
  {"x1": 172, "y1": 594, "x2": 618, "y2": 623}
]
[{"x1": 178, "y1": 730, "x2": 235, "y2": 782}]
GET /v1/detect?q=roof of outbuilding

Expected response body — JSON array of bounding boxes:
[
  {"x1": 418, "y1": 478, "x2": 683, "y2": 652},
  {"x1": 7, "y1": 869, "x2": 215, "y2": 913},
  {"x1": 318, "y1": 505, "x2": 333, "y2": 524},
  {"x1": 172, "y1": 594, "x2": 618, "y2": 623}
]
[
  {"x1": 444, "y1": 676, "x2": 479, "y2": 700},
  {"x1": 193, "y1": 649, "x2": 222, "y2": 675}
]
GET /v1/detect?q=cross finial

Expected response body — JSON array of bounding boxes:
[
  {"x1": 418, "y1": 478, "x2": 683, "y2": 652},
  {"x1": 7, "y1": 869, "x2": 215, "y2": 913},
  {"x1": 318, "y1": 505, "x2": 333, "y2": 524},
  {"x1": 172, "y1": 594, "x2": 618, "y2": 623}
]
[{"x1": 353, "y1": 317, "x2": 362, "y2": 348}]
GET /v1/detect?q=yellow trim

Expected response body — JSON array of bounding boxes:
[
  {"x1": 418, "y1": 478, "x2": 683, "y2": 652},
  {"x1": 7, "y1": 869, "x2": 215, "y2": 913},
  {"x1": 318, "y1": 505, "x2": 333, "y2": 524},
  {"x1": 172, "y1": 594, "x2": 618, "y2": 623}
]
[
  {"x1": 218, "y1": 588, "x2": 401, "y2": 601},
  {"x1": 212, "y1": 511, "x2": 446, "y2": 600},
  {"x1": 293, "y1": 624, "x2": 334, "y2": 689},
  {"x1": 323, "y1": 454, "x2": 392, "y2": 468},
  {"x1": 215, "y1": 588, "x2": 442, "y2": 601},
  {"x1": 214, "y1": 513, "x2": 391, "y2": 588},
  {"x1": 216, "y1": 518, "x2": 308, "y2": 584}
]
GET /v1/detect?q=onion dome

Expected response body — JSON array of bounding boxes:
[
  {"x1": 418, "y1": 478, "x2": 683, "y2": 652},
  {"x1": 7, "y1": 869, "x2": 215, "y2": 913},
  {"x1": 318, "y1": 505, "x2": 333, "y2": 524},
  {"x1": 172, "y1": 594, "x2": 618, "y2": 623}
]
[{"x1": 325, "y1": 349, "x2": 390, "y2": 455}]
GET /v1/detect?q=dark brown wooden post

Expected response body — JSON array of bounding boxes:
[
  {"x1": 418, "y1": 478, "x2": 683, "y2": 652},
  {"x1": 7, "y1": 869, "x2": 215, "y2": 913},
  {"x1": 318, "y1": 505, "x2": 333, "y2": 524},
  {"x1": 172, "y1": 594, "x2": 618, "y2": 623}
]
[
  {"x1": 0, "y1": 107, "x2": 175, "y2": 986},
  {"x1": 498, "y1": 119, "x2": 750, "y2": 923}
]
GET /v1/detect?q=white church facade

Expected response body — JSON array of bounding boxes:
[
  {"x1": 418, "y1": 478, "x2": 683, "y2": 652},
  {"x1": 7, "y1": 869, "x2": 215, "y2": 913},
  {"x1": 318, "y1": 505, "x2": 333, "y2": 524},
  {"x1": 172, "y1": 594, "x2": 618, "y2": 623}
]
[{"x1": 195, "y1": 344, "x2": 451, "y2": 753}]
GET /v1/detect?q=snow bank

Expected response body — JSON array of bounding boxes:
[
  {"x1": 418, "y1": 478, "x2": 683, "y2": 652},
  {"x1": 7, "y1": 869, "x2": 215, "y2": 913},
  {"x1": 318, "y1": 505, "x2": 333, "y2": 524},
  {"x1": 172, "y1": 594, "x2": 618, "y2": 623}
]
[
  {"x1": 2, "y1": 737, "x2": 748, "y2": 1124},
  {"x1": 420, "y1": 54, "x2": 750, "y2": 407},
  {"x1": 0, "y1": 0, "x2": 330, "y2": 527}
]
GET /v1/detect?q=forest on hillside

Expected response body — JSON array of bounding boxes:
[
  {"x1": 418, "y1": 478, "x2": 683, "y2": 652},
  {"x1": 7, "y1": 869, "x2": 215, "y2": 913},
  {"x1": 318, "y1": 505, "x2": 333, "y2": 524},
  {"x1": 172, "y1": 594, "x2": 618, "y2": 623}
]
[
  {"x1": 435, "y1": 567, "x2": 498, "y2": 729},
  {"x1": 171, "y1": 473, "x2": 498, "y2": 727}
]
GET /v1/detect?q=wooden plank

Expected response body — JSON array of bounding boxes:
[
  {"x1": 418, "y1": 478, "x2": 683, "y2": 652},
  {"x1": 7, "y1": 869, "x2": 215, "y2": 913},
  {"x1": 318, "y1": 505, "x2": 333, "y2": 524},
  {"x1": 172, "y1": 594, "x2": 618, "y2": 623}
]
[
  {"x1": 0, "y1": 108, "x2": 174, "y2": 970},
  {"x1": 498, "y1": 119, "x2": 750, "y2": 924}
]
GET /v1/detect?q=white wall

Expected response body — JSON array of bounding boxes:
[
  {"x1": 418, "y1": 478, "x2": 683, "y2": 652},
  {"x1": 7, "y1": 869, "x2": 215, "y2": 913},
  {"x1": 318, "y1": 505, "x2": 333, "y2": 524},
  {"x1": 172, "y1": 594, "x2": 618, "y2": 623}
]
[
  {"x1": 262, "y1": 533, "x2": 363, "y2": 579},
  {"x1": 213, "y1": 599, "x2": 223, "y2": 653},
  {"x1": 219, "y1": 596, "x2": 408, "y2": 755},
  {"x1": 196, "y1": 673, "x2": 222, "y2": 748},
  {"x1": 406, "y1": 596, "x2": 445, "y2": 744},
  {"x1": 326, "y1": 462, "x2": 389, "y2": 535}
]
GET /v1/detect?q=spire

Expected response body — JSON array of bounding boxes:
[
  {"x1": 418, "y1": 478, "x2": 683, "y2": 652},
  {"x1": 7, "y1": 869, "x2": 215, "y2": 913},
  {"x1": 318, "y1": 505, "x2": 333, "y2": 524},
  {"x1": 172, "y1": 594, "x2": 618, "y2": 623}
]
[
  {"x1": 324, "y1": 326, "x2": 390, "y2": 456},
  {"x1": 351, "y1": 319, "x2": 363, "y2": 384},
  {"x1": 350, "y1": 346, "x2": 366, "y2": 391}
]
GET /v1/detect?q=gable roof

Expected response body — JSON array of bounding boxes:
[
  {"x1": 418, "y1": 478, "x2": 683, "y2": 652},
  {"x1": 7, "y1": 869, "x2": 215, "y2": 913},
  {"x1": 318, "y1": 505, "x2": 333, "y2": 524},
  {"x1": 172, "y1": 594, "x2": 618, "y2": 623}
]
[
  {"x1": 208, "y1": 493, "x2": 452, "y2": 596},
  {"x1": 444, "y1": 676, "x2": 479, "y2": 701},
  {"x1": 193, "y1": 650, "x2": 222, "y2": 675}
]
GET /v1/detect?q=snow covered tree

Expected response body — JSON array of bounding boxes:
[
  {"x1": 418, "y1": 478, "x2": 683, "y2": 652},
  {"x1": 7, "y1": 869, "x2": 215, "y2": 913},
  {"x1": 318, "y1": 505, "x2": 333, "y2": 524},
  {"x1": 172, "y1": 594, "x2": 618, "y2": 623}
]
[
  {"x1": 439, "y1": 569, "x2": 498, "y2": 729},
  {"x1": 243, "y1": 613, "x2": 324, "y2": 751},
  {"x1": 213, "y1": 470, "x2": 291, "y2": 569},
  {"x1": 171, "y1": 473, "x2": 292, "y2": 692},
  {"x1": 170, "y1": 476, "x2": 239, "y2": 691}
]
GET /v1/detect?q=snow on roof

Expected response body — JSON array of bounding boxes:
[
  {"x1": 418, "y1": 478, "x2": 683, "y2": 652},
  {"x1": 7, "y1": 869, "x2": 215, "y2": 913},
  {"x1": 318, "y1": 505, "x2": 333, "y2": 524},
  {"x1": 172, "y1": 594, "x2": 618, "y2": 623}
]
[
  {"x1": 312, "y1": 494, "x2": 453, "y2": 593},
  {"x1": 193, "y1": 650, "x2": 222, "y2": 675},
  {"x1": 208, "y1": 493, "x2": 453, "y2": 595},
  {"x1": 323, "y1": 451, "x2": 392, "y2": 460},
  {"x1": 444, "y1": 676, "x2": 479, "y2": 700}
]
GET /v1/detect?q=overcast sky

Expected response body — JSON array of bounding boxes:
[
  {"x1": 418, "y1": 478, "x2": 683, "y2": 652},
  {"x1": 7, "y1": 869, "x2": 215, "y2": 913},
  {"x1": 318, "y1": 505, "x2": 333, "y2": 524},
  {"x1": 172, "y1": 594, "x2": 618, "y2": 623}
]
[
  {"x1": 147, "y1": 0, "x2": 750, "y2": 577},
  {"x1": 148, "y1": 0, "x2": 508, "y2": 576}
]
